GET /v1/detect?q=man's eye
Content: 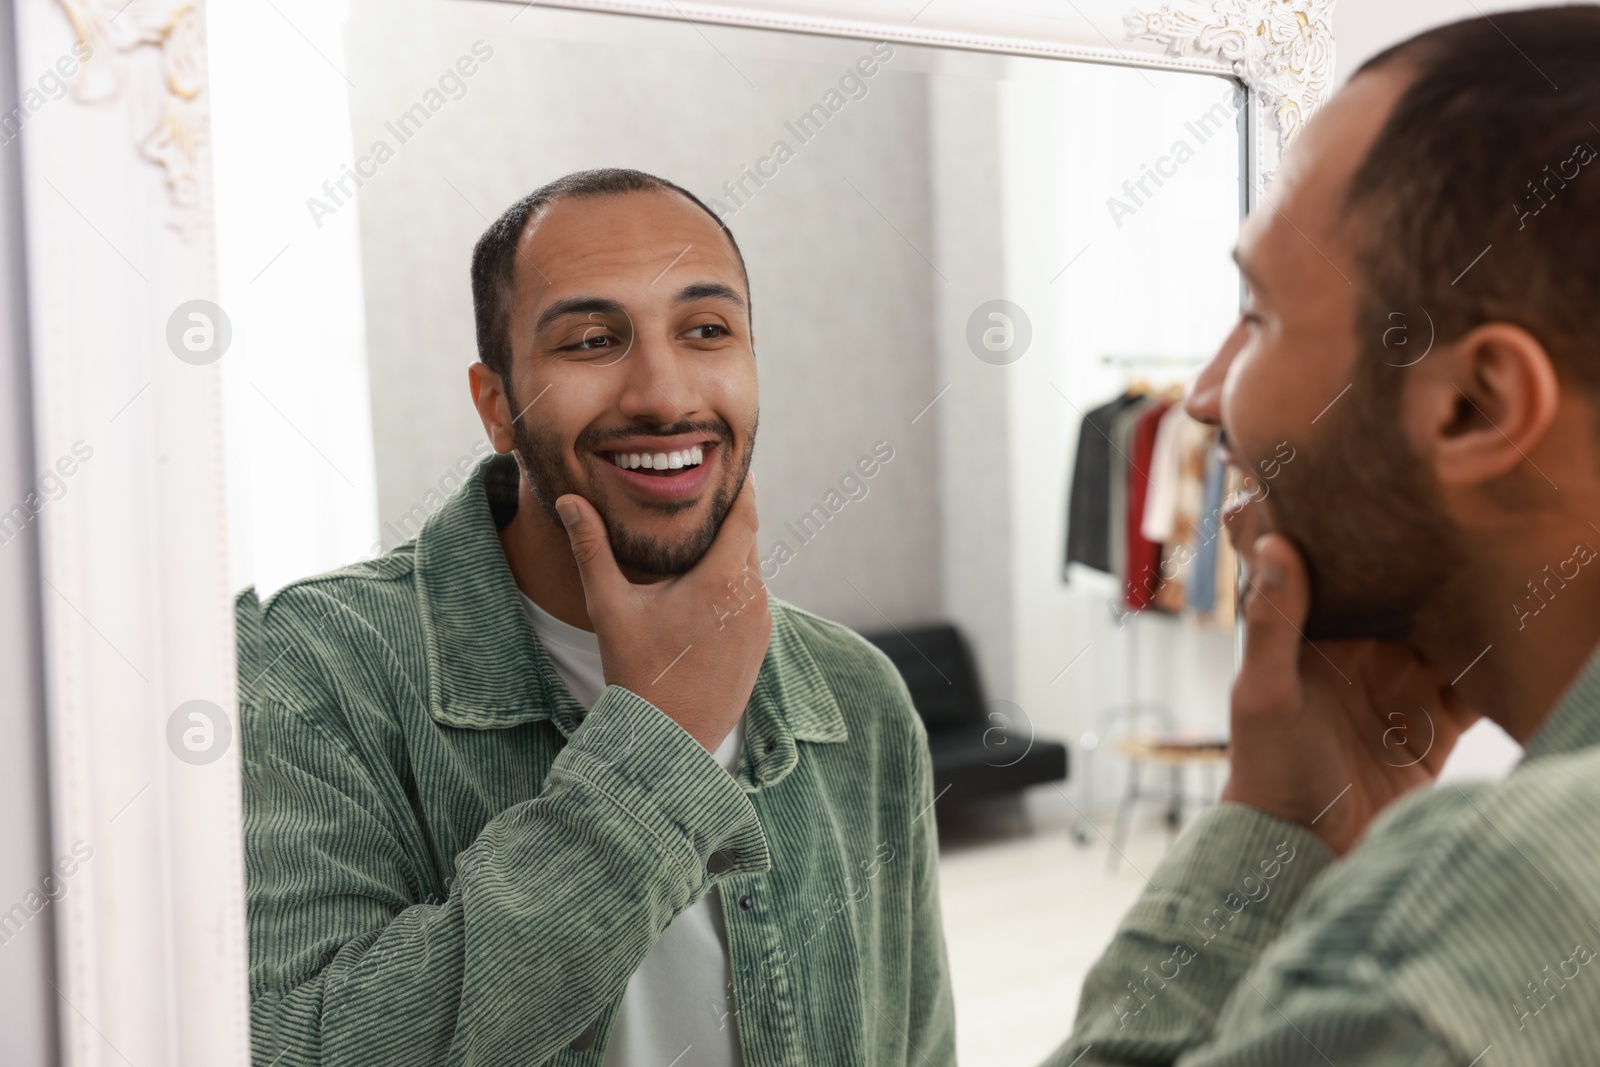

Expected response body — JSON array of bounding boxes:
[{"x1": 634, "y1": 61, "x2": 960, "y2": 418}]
[
  {"x1": 1241, "y1": 312, "x2": 1264, "y2": 327},
  {"x1": 688, "y1": 324, "x2": 728, "y2": 340},
  {"x1": 562, "y1": 333, "x2": 617, "y2": 352}
]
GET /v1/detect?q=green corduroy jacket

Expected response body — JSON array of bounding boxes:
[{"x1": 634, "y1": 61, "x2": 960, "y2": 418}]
[
  {"x1": 237, "y1": 452, "x2": 955, "y2": 1067},
  {"x1": 1045, "y1": 638, "x2": 1600, "y2": 1066}
]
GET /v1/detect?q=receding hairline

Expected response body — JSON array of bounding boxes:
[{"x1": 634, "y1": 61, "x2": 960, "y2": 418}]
[
  {"x1": 511, "y1": 183, "x2": 748, "y2": 289},
  {"x1": 1331, "y1": 56, "x2": 1440, "y2": 294}
]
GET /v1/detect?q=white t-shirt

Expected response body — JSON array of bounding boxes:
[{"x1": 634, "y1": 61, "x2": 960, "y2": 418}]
[{"x1": 519, "y1": 594, "x2": 746, "y2": 1067}]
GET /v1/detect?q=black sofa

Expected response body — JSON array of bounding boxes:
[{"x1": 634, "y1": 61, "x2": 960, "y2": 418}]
[{"x1": 861, "y1": 623, "x2": 1068, "y2": 811}]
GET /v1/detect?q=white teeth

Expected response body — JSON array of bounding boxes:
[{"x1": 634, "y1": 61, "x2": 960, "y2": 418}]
[{"x1": 610, "y1": 447, "x2": 706, "y2": 471}]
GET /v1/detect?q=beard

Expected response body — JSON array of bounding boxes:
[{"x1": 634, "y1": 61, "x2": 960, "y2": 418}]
[
  {"x1": 504, "y1": 386, "x2": 756, "y2": 578},
  {"x1": 1259, "y1": 365, "x2": 1464, "y2": 644}
]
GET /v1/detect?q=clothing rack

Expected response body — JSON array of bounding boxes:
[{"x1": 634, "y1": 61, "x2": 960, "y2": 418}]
[
  {"x1": 1073, "y1": 591, "x2": 1178, "y2": 846},
  {"x1": 1071, "y1": 355, "x2": 1210, "y2": 845}
]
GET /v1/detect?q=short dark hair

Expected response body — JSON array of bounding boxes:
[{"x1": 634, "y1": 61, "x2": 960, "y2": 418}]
[
  {"x1": 1345, "y1": 6, "x2": 1600, "y2": 395},
  {"x1": 468, "y1": 168, "x2": 750, "y2": 381}
]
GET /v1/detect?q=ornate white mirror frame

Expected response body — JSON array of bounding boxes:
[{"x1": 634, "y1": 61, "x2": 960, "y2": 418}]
[{"x1": 14, "y1": 0, "x2": 1333, "y2": 1061}]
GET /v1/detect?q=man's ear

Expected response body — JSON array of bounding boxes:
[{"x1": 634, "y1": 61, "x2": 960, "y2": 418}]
[
  {"x1": 468, "y1": 361, "x2": 517, "y2": 454},
  {"x1": 1418, "y1": 322, "x2": 1560, "y2": 489}
]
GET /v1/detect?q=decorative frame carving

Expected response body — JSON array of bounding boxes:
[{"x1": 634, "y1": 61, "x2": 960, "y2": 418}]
[
  {"x1": 56, "y1": 0, "x2": 209, "y2": 226},
  {"x1": 1126, "y1": 0, "x2": 1337, "y2": 182},
  {"x1": 22, "y1": 1, "x2": 1327, "y2": 1063}
]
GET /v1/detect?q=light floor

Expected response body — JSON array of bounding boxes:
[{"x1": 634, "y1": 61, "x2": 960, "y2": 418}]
[{"x1": 936, "y1": 788, "x2": 1197, "y2": 1067}]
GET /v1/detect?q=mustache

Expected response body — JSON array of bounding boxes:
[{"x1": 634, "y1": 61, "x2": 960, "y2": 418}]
[{"x1": 575, "y1": 418, "x2": 733, "y2": 451}]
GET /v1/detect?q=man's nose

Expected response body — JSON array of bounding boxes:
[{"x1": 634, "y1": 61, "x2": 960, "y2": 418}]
[
  {"x1": 616, "y1": 333, "x2": 701, "y2": 423},
  {"x1": 1185, "y1": 323, "x2": 1243, "y2": 426}
]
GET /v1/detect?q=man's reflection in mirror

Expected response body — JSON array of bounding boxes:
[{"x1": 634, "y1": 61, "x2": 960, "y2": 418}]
[{"x1": 237, "y1": 169, "x2": 954, "y2": 1066}]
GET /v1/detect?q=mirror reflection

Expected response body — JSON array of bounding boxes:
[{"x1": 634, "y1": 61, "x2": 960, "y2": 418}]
[{"x1": 216, "y1": 4, "x2": 1242, "y2": 1064}]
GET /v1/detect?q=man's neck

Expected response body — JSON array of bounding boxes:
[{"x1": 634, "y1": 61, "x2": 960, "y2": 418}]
[
  {"x1": 1417, "y1": 523, "x2": 1600, "y2": 745},
  {"x1": 496, "y1": 475, "x2": 666, "y2": 631}
]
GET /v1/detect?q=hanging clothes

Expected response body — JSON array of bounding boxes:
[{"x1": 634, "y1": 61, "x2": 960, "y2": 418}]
[
  {"x1": 1106, "y1": 396, "x2": 1158, "y2": 585},
  {"x1": 1122, "y1": 398, "x2": 1171, "y2": 610},
  {"x1": 1062, "y1": 384, "x2": 1238, "y2": 623},
  {"x1": 1142, "y1": 406, "x2": 1210, "y2": 543},
  {"x1": 1063, "y1": 393, "x2": 1145, "y2": 578},
  {"x1": 1145, "y1": 408, "x2": 1216, "y2": 614},
  {"x1": 1187, "y1": 442, "x2": 1228, "y2": 614}
]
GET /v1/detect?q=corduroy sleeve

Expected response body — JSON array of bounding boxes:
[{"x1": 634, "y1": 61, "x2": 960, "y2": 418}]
[
  {"x1": 904, "y1": 712, "x2": 957, "y2": 1066},
  {"x1": 1040, "y1": 803, "x2": 1335, "y2": 1066},
  {"x1": 1174, "y1": 992, "x2": 1457, "y2": 1067},
  {"x1": 244, "y1": 662, "x2": 769, "y2": 1067}
]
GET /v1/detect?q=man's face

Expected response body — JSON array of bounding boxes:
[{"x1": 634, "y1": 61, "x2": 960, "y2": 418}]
[
  {"x1": 1186, "y1": 65, "x2": 1463, "y2": 642},
  {"x1": 497, "y1": 189, "x2": 757, "y2": 577}
]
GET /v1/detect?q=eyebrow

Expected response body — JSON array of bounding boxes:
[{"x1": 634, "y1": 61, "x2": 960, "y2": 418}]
[
  {"x1": 675, "y1": 281, "x2": 746, "y2": 310},
  {"x1": 534, "y1": 284, "x2": 747, "y2": 334},
  {"x1": 534, "y1": 296, "x2": 626, "y2": 334}
]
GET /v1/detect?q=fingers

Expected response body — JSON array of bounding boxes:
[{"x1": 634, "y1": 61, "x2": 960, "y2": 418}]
[
  {"x1": 555, "y1": 493, "x2": 625, "y2": 602},
  {"x1": 1234, "y1": 533, "x2": 1313, "y2": 718}
]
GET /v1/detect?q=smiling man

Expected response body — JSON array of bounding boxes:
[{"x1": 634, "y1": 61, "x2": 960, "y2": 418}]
[
  {"x1": 238, "y1": 168, "x2": 953, "y2": 1067},
  {"x1": 1046, "y1": 7, "x2": 1600, "y2": 1066}
]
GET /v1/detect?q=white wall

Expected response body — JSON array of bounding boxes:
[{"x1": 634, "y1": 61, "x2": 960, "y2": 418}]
[
  {"x1": 1335, "y1": 0, "x2": 1555, "y2": 83},
  {"x1": 999, "y1": 63, "x2": 1244, "y2": 788},
  {"x1": 210, "y1": 0, "x2": 381, "y2": 600},
  {"x1": 926, "y1": 61, "x2": 1015, "y2": 708}
]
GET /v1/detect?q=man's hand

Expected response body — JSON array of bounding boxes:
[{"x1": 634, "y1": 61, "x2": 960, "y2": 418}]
[
  {"x1": 1224, "y1": 532, "x2": 1479, "y2": 856},
  {"x1": 555, "y1": 475, "x2": 771, "y2": 752}
]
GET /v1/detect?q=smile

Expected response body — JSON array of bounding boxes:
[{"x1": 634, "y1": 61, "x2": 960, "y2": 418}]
[{"x1": 593, "y1": 438, "x2": 719, "y2": 501}]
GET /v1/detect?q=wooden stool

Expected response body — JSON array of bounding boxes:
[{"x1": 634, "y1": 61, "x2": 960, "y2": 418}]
[{"x1": 1108, "y1": 733, "x2": 1229, "y2": 872}]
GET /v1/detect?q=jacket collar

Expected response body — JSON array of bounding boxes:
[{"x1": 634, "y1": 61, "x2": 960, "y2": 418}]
[
  {"x1": 1521, "y1": 638, "x2": 1600, "y2": 764},
  {"x1": 413, "y1": 451, "x2": 575, "y2": 732},
  {"x1": 412, "y1": 453, "x2": 847, "y2": 783}
]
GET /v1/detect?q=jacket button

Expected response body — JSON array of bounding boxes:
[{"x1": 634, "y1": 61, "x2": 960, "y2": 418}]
[
  {"x1": 739, "y1": 893, "x2": 754, "y2": 910},
  {"x1": 763, "y1": 739, "x2": 777, "y2": 755},
  {"x1": 707, "y1": 849, "x2": 737, "y2": 874},
  {"x1": 569, "y1": 1022, "x2": 598, "y2": 1051}
]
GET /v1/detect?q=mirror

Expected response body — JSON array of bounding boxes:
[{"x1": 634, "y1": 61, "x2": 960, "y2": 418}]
[{"x1": 213, "y1": 3, "x2": 1243, "y2": 1063}]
